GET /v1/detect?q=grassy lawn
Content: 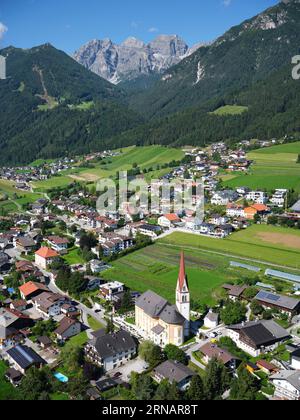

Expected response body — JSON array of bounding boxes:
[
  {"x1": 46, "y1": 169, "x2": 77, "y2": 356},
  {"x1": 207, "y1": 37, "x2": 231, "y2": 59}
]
[
  {"x1": 0, "y1": 361, "x2": 21, "y2": 400},
  {"x1": 0, "y1": 179, "x2": 44, "y2": 214},
  {"x1": 50, "y1": 392, "x2": 69, "y2": 401},
  {"x1": 159, "y1": 225, "x2": 300, "y2": 269},
  {"x1": 88, "y1": 315, "x2": 105, "y2": 331},
  {"x1": 210, "y1": 105, "x2": 249, "y2": 116},
  {"x1": 63, "y1": 331, "x2": 88, "y2": 351},
  {"x1": 102, "y1": 243, "x2": 244, "y2": 305},
  {"x1": 223, "y1": 141, "x2": 300, "y2": 193},
  {"x1": 63, "y1": 247, "x2": 85, "y2": 265}
]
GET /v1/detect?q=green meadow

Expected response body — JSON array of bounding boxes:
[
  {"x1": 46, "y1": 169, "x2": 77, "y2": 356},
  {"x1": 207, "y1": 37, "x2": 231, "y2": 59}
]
[
  {"x1": 223, "y1": 141, "x2": 300, "y2": 193},
  {"x1": 210, "y1": 105, "x2": 249, "y2": 116},
  {"x1": 0, "y1": 179, "x2": 43, "y2": 214},
  {"x1": 159, "y1": 225, "x2": 300, "y2": 270}
]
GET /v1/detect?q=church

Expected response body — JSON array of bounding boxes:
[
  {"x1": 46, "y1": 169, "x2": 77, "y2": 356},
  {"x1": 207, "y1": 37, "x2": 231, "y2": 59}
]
[{"x1": 135, "y1": 252, "x2": 190, "y2": 347}]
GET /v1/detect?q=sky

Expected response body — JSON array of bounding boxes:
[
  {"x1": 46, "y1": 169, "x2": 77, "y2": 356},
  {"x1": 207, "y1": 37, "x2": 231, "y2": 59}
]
[{"x1": 0, "y1": 0, "x2": 279, "y2": 53}]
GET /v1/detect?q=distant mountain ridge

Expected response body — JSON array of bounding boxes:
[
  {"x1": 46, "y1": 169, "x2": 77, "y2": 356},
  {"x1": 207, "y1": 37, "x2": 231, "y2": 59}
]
[
  {"x1": 73, "y1": 35, "x2": 204, "y2": 84},
  {"x1": 128, "y1": 0, "x2": 300, "y2": 117}
]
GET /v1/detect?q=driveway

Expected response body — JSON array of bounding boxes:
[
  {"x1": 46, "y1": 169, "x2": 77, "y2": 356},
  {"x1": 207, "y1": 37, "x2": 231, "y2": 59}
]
[{"x1": 109, "y1": 358, "x2": 149, "y2": 382}]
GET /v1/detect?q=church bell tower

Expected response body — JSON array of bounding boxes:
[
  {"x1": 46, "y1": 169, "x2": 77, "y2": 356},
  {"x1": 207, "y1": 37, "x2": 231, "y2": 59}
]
[{"x1": 176, "y1": 251, "x2": 190, "y2": 336}]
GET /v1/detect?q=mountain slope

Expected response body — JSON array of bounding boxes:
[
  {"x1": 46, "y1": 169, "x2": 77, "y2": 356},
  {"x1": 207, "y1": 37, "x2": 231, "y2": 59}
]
[
  {"x1": 129, "y1": 0, "x2": 300, "y2": 117},
  {"x1": 102, "y1": 63, "x2": 300, "y2": 149},
  {"x1": 73, "y1": 35, "x2": 190, "y2": 85},
  {"x1": 0, "y1": 44, "x2": 143, "y2": 165}
]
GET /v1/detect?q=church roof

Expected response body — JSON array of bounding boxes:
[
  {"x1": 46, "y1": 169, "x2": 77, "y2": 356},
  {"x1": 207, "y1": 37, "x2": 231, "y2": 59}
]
[
  {"x1": 177, "y1": 251, "x2": 188, "y2": 292},
  {"x1": 136, "y1": 290, "x2": 185, "y2": 326}
]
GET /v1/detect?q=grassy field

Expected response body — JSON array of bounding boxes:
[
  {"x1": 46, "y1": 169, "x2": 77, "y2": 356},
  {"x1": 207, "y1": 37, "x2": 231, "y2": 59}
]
[
  {"x1": 159, "y1": 225, "x2": 300, "y2": 270},
  {"x1": 0, "y1": 179, "x2": 43, "y2": 214},
  {"x1": 31, "y1": 146, "x2": 184, "y2": 191},
  {"x1": 210, "y1": 105, "x2": 249, "y2": 116},
  {"x1": 223, "y1": 142, "x2": 300, "y2": 193},
  {"x1": 63, "y1": 248, "x2": 85, "y2": 265},
  {"x1": 101, "y1": 243, "x2": 252, "y2": 305},
  {"x1": 0, "y1": 361, "x2": 20, "y2": 400}
]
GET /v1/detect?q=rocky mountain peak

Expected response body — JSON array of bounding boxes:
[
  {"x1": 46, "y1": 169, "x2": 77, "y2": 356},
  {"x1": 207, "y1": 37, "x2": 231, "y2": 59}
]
[{"x1": 73, "y1": 34, "x2": 196, "y2": 84}]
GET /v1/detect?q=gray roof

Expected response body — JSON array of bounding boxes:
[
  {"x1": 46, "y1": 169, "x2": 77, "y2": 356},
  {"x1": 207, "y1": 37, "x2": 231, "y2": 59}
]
[
  {"x1": 136, "y1": 290, "x2": 168, "y2": 318},
  {"x1": 255, "y1": 290, "x2": 300, "y2": 311},
  {"x1": 136, "y1": 290, "x2": 185, "y2": 325},
  {"x1": 152, "y1": 325, "x2": 165, "y2": 336},
  {"x1": 205, "y1": 311, "x2": 219, "y2": 323},
  {"x1": 270, "y1": 371, "x2": 300, "y2": 391},
  {"x1": 154, "y1": 360, "x2": 195, "y2": 384},
  {"x1": 7, "y1": 345, "x2": 46, "y2": 370},
  {"x1": 291, "y1": 200, "x2": 300, "y2": 213},
  {"x1": 89, "y1": 330, "x2": 137, "y2": 360},
  {"x1": 228, "y1": 320, "x2": 289, "y2": 348}
]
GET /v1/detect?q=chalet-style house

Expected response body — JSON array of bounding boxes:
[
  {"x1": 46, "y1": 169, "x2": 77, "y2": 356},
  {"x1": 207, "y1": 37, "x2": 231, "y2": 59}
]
[
  {"x1": 226, "y1": 320, "x2": 290, "y2": 357},
  {"x1": 200, "y1": 343, "x2": 240, "y2": 371},
  {"x1": 153, "y1": 360, "x2": 195, "y2": 391},
  {"x1": 135, "y1": 252, "x2": 190, "y2": 347},
  {"x1": 85, "y1": 330, "x2": 137, "y2": 372},
  {"x1": 254, "y1": 290, "x2": 300, "y2": 317},
  {"x1": 54, "y1": 317, "x2": 81, "y2": 341},
  {"x1": 46, "y1": 236, "x2": 69, "y2": 254},
  {"x1": 223, "y1": 284, "x2": 247, "y2": 301},
  {"x1": 0, "y1": 308, "x2": 34, "y2": 349},
  {"x1": 32, "y1": 292, "x2": 67, "y2": 318},
  {"x1": 270, "y1": 371, "x2": 300, "y2": 400}
]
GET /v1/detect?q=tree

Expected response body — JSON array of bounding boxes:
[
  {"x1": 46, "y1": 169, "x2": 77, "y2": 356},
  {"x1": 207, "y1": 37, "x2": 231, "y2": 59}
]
[
  {"x1": 243, "y1": 287, "x2": 258, "y2": 300},
  {"x1": 119, "y1": 289, "x2": 133, "y2": 314},
  {"x1": 220, "y1": 300, "x2": 247, "y2": 325},
  {"x1": 164, "y1": 344, "x2": 187, "y2": 365},
  {"x1": 154, "y1": 379, "x2": 172, "y2": 400},
  {"x1": 60, "y1": 345, "x2": 84, "y2": 375},
  {"x1": 204, "y1": 358, "x2": 230, "y2": 400},
  {"x1": 297, "y1": 154, "x2": 300, "y2": 164},
  {"x1": 105, "y1": 318, "x2": 115, "y2": 334},
  {"x1": 130, "y1": 373, "x2": 155, "y2": 400},
  {"x1": 139, "y1": 341, "x2": 163, "y2": 367},
  {"x1": 79, "y1": 233, "x2": 97, "y2": 251},
  {"x1": 20, "y1": 367, "x2": 54, "y2": 400},
  {"x1": 186, "y1": 375, "x2": 205, "y2": 400},
  {"x1": 230, "y1": 367, "x2": 260, "y2": 400},
  {"x1": 250, "y1": 300, "x2": 264, "y2": 316}
]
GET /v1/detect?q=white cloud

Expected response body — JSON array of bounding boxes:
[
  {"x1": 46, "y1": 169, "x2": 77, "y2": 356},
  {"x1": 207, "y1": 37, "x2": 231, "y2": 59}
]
[
  {"x1": 148, "y1": 27, "x2": 159, "y2": 33},
  {"x1": 222, "y1": 0, "x2": 232, "y2": 7},
  {"x1": 0, "y1": 22, "x2": 8, "y2": 41}
]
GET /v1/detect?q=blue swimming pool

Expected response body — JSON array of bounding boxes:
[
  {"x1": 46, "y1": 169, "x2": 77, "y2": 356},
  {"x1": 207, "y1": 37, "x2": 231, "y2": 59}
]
[{"x1": 54, "y1": 372, "x2": 69, "y2": 383}]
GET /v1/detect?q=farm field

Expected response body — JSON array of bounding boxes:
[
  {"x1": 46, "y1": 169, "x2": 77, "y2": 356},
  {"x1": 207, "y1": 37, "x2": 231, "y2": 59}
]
[
  {"x1": 0, "y1": 179, "x2": 43, "y2": 214},
  {"x1": 102, "y1": 243, "x2": 261, "y2": 306},
  {"x1": 223, "y1": 141, "x2": 300, "y2": 193},
  {"x1": 32, "y1": 146, "x2": 184, "y2": 191},
  {"x1": 159, "y1": 225, "x2": 300, "y2": 270}
]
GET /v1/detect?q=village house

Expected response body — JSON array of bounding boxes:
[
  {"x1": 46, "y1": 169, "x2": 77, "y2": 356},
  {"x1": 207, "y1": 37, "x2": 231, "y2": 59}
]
[
  {"x1": 85, "y1": 330, "x2": 137, "y2": 372},
  {"x1": 19, "y1": 281, "x2": 49, "y2": 301},
  {"x1": 158, "y1": 214, "x2": 181, "y2": 229},
  {"x1": 15, "y1": 236, "x2": 36, "y2": 255},
  {"x1": 46, "y1": 236, "x2": 69, "y2": 254},
  {"x1": 200, "y1": 343, "x2": 240, "y2": 371},
  {"x1": 226, "y1": 320, "x2": 290, "y2": 357},
  {"x1": 211, "y1": 190, "x2": 239, "y2": 206},
  {"x1": 245, "y1": 191, "x2": 268, "y2": 204},
  {"x1": 99, "y1": 282, "x2": 125, "y2": 302},
  {"x1": 254, "y1": 290, "x2": 300, "y2": 318},
  {"x1": 35, "y1": 247, "x2": 59, "y2": 269},
  {"x1": 32, "y1": 292, "x2": 67, "y2": 318},
  {"x1": 6, "y1": 344, "x2": 46, "y2": 375},
  {"x1": 0, "y1": 308, "x2": 34, "y2": 349},
  {"x1": 222, "y1": 284, "x2": 247, "y2": 301},
  {"x1": 270, "y1": 371, "x2": 300, "y2": 400},
  {"x1": 153, "y1": 360, "x2": 195, "y2": 391},
  {"x1": 204, "y1": 310, "x2": 219, "y2": 329},
  {"x1": 54, "y1": 317, "x2": 81, "y2": 341}
]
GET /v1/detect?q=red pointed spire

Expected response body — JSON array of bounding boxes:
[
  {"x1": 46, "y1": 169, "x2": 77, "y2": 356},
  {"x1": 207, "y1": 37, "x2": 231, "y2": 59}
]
[{"x1": 177, "y1": 251, "x2": 188, "y2": 292}]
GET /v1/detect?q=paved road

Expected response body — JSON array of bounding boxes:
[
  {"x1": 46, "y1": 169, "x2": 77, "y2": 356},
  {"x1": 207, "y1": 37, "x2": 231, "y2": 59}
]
[{"x1": 47, "y1": 276, "x2": 107, "y2": 329}]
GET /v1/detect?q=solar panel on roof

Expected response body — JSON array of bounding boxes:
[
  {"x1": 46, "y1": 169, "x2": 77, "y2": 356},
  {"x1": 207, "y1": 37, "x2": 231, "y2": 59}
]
[{"x1": 266, "y1": 294, "x2": 280, "y2": 302}]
